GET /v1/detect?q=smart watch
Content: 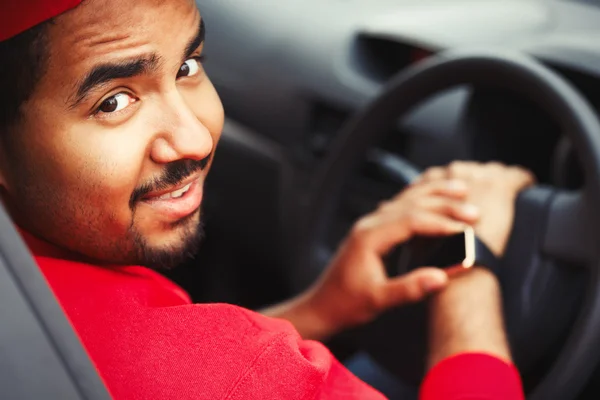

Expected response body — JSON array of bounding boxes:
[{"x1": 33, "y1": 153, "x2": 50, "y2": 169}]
[{"x1": 397, "y1": 226, "x2": 499, "y2": 275}]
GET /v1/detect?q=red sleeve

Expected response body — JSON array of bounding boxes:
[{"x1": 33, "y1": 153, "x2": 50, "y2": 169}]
[
  {"x1": 36, "y1": 256, "x2": 386, "y2": 400},
  {"x1": 420, "y1": 353, "x2": 525, "y2": 400},
  {"x1": 226, "y1": 333, "x2": 387, "y2": 400}
]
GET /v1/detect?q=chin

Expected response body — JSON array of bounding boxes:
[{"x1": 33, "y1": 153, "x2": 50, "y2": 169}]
[{"x1": 135, "y1": 210, "x2": 204, "y2": 270}]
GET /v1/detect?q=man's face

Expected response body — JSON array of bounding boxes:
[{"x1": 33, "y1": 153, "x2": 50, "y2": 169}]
[{"x1": 0, "y1": 0, "x2": 224, "y2": 268}]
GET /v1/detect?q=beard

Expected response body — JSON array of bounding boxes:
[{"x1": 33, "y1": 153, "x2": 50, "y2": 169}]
[
  {"x1": 127, "y1": 157, "x2": 211, "y2": 270},
  {"x1": 130, "y1": 208, "x2": 205, "y2": 270}
]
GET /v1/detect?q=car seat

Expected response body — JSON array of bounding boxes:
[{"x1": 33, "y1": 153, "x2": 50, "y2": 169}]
[{"x1": 0, "y1": 204, "x2": 111, "y2": 399}]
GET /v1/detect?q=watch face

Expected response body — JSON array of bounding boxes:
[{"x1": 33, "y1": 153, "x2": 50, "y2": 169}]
[{"x1": 398, "y1": 226, "x2": 476, "y2": 272}]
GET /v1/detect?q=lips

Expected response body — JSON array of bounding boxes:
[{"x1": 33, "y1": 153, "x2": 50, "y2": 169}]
[
  {"x1": 155, "y1": 182, "x2": 193, "y2": 200},
  {"x1": 141, "y1": 175, "x2": 204, "y2": 221}
]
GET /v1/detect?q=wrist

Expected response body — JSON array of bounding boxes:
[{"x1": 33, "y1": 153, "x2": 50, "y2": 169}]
[
  {"x1": 475, "y1": 204, "x2": 515, "y2": 257},
  {"x1": 428, "y1": 268, "x2": 510, "y2": 369},
  {"x1": 302, "y1": 284, "x2": 349, "y2": 340},
  {"x1": 261, "y1": 287, "x2": 340, "y2": 342},
  {"x1": 446, "y1": 267, "x2": 499, "y2": 288}
]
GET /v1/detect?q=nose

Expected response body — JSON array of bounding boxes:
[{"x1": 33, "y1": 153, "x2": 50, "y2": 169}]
[{"x1": 150, "y1": 92, "x2": 213, "y2": 164}]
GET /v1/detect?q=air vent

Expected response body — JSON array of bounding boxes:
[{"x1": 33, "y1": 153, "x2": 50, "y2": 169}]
[{"x1": 351, "y1": 34, "x2": 433, "y2": 82}]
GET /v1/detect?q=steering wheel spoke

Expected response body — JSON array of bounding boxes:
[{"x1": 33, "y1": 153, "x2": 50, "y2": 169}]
[
  {"x1": 365, "y1": 148, "x2": 421, "y2": 186},
  {"x1": 543, "y1": 189, "x2": 598, "y2": 266},
  {"x1": 501, "y1": 187, "x2": 588, "y2": 375}
]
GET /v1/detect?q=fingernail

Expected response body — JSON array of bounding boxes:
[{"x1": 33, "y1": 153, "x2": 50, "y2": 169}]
[{"x1": 461, "y1": 204, "x2": 479, "y2": 218}]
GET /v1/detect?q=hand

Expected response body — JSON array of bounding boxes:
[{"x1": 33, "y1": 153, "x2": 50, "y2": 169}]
[
  {"x1": 416, "y1": 162, "x2": 533, "y2": 374},
  {"x1": 418, "y1": 162, "x2": 535, "y2": 256},
  {"x1": 304, "y1": 179, "x2": 481, "y2": 336}
]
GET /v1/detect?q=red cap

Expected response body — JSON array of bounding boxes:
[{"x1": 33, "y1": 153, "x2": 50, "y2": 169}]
[{"x1": 0, "y1": 0, "x2": 83, "y2": 42}]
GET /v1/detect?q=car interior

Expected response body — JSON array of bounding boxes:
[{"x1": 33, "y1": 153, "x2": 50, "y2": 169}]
[{"x1": 4, "y1": 0, "x2": 600, "y2": 398}]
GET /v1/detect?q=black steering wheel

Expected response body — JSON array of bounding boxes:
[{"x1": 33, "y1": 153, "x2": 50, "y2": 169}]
[{"x1": 293, "y1": 50, "x2": 600, "y2": 399}]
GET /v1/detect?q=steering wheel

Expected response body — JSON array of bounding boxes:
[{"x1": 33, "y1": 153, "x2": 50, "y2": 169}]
[{"x1": 293, "y1": 50, "x2": 600, "y2": 399}]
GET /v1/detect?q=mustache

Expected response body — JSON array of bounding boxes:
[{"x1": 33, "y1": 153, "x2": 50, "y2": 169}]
[{"x1": 129, "y1": 154, "x2": 212, "y2": 209}]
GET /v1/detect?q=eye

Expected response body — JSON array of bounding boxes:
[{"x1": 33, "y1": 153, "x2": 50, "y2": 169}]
[
  {"x1": 177, "y1": 56, "x2": 204, "y2": 79},
  {"x1": 97, "y1": 93, "x2": 136, "y2": 114}
]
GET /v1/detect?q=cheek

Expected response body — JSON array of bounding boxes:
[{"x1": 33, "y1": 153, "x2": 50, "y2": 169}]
[{"x1": 21, "y1": 120, "x2": 147, "y2": 224}]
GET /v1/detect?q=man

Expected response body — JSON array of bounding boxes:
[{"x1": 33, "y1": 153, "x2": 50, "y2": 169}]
[{"x1": 0, "y1": 0, "x2": 532, "y2": 398}]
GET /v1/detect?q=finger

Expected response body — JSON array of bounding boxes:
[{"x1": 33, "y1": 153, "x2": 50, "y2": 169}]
[
  {"x1": 404, "y1": 210, "x2": 470, "y2": 239},
  {"x1": 382, "y1": 195, "x2": 479, "y2": 224},
  {"x1": 418, "y1": 196, "x2": 480, "y2": 223},
  {"x1": 355, "y1": 210, "x2": 468, "y2": 255},
  {"x1": 480, "y1": 162, "x2": 505, "y2": 181},
  {"x1": 447, "y1": 161, "x2": 483, "y2": 180},
  {"x1": 416, "y1": 167, "x2": 447, "y2": 183},
  {"x1": 381, "y1": 267, "x2": 448, "y2": 308},
  {"x1": 403, "y1": 179, "x2": 469, "y2": 200},
  {"x1": 507, "y1": 166, "x2": 536, "y2": 187}
]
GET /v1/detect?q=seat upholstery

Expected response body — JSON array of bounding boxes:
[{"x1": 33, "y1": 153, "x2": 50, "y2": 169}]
[{"x1": 0, "y1": 205, "x2": 111, "y2": 400}]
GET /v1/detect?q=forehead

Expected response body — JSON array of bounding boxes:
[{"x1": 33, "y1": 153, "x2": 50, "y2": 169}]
[{"x1": 45, "y1": 0, "x2": 199, "y2": 75}]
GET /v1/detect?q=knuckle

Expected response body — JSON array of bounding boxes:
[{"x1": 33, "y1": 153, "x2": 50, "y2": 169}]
[
  {"x1": 350, "y1": 218, "x2": 373, "y2": 241},
  {"x1": 441, "y1": 202, "x2": 464, "y2": 221},
  {"x1": 448, "y1": 161, "x2": 462, "y2": 174},
  {"x1": 366, "y1": 291, "x2": 386, "y2": 312},
  {"x1": 526, "y1": 170, "x2": 536, "y2": 183},
  {"x1": 422, "y1": 179, "x2": 450, "y2": 194},
  {"x1": 433, "y1": 179, "x2": 458, "y2": 192},
  {"x1": 448, "y1": 161, "x2": 471, "y2": 177},
  {"x1": 448, "y1": 201, "x2": 463, "y2": 215},
  {"x1": 507, "y1": 166, "x2": 534, "y2": 185},
  {"x1": 422, "y1": 167, "x2": 445, "y2": 181},
  {"x1": 517, "y1": 166, "x2": 534, "y2": 179}
]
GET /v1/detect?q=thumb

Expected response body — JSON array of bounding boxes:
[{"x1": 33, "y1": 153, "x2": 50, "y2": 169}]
[{"x1": 382, "y1": 267, "x2": 448, "y2": 309}]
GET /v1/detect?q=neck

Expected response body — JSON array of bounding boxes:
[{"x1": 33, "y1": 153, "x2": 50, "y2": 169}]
[{"x1": 17, "y1": 228, "x2": 80, "y2": 260}]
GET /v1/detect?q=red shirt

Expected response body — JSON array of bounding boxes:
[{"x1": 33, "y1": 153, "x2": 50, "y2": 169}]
[{"x1": 24, "y1": 233, "x2": 524, "y2": 399}]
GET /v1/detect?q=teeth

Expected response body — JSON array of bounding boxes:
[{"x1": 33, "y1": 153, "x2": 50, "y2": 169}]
[{"x1": 157, "y1": 183, "x2": 192, "y2": 200}]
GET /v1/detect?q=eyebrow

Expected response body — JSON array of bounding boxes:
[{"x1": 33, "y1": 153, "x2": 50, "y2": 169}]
[
  {"x1": 70, "y1": 54, "x2": 160, "y2": 109},
  {"x1": 69, "y1": 18, "x2": 205, "y2": 109}
]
